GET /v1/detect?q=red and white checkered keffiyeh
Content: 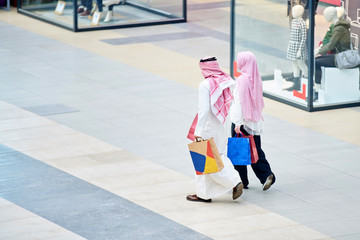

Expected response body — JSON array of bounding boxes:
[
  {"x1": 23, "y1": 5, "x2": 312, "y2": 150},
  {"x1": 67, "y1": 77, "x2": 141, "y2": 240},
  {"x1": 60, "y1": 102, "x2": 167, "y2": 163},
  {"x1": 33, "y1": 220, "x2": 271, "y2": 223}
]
[{"x1": 199, "y1": 59, "x2": 234, "y2": 124}]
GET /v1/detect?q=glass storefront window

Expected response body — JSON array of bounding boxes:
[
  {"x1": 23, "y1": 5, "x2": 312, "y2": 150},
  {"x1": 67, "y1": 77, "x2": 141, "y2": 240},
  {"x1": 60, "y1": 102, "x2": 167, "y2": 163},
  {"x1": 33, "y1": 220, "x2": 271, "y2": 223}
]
[
  {"x1": 230, "y1": 0, "x2": 360, "y2": 111},
  {"x1": 18, "y1": 0, "x2": 186, "y2": 31}
]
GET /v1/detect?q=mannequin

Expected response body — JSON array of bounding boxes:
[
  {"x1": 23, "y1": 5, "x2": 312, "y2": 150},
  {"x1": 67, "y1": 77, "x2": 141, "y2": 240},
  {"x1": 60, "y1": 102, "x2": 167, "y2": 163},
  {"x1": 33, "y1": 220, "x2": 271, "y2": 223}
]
[
  {"x1": 287, "y1": 0, "x2": 319, "y2": 26},
  {"x1": 319, "y1": 7, "x2": 345, "y2": 52},
  {"x1": 285, "y1": 4, "x2": 308, "y2": 91},
  {"x1": 313, "y1": 6, "x2": 351, "y2": 100},
  {"x1": 103, "y1": 0, "x2": 124, "y2": 22}
]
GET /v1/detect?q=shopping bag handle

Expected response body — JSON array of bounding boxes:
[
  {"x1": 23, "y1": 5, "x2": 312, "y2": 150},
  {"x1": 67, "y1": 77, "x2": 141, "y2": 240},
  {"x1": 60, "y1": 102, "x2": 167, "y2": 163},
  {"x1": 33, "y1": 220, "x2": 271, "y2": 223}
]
[
  {"x1": 195, "y1": 137, "x2": 204, "y2": 142},
  {"x1": 236, "y1": 133, "x2": 243, "y2": 138}
]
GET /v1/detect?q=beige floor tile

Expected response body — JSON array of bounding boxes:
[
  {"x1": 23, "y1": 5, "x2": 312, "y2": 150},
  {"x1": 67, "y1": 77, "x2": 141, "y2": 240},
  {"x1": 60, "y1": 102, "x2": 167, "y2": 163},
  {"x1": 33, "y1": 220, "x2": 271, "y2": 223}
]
[
  {"x1": 190, "y1": 212, "x2": 297, "y2": 238},
  {"x1": 90, "y1": 167, "x2": 189, "y2": 190},
  {"x1": 220, "y1": 225, "x2": 332, "y2": 240},
  {"x1": 263, "y1": 98, "x2": 360, "y2": 146},
  {"x1": 0, "y1": 198, "x2": 86, "y2": 240},
  {"x1": 4, "y1": 133, "x2": 78, "y2": 151},
  {"x1": 20, "y1": 140, "x2": 118, "y2": 161},
  {"x1": 88, "y1": 150, "x2": 144, "y2": 162},
  {"x1": 21, "y1": 145, "x2": 85, "y2": 160},
  {"x1": 0, "y1": 124, "x2": 75, "y2": 142},
  {"x1": 163, "y1": 200, "x2": 268, "y2": 225},
  {"x1": 0, "y1": 116, "x2": 55, "y2": 131},
  {"x1": 117, "y1": 179, "x2": 195, "y2": 200},
  {"x1": 266, "y1": 225, "x2": 334, "y2": 240},
  {"x1": 126, "y1": 192, "x2": 203, "y2": 213},
  {"x1": 0, "y1": 102, "x2": 36, "y2": 121}
]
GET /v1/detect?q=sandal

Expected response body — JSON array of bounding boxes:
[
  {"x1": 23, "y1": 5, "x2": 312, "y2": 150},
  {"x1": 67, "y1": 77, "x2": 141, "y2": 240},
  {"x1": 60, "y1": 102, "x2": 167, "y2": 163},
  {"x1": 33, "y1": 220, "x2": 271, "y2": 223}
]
[{"x1": 186, "y1": 194, "x2": 212, "y2": 202}]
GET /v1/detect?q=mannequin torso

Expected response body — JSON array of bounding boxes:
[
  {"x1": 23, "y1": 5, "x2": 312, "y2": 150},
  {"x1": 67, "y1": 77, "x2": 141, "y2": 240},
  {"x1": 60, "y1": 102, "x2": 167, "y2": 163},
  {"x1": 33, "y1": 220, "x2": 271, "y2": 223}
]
[
  {"x1": 317, "y1": 6, "x2": 351, "y2": 55},
  {"x1": 287, "y1": 5, "x2": 308, "y2": 61}
]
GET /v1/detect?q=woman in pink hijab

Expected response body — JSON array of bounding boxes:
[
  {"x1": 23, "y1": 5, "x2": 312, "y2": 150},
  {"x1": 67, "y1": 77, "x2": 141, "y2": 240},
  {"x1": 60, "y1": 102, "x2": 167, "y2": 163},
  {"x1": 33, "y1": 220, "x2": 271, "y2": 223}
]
[
  {"x1": 230, "y1": 51, "x2": 275, "y2": 191},
  {"x1": 186, "y1": 57, "x2": 243, "y2": 203}
]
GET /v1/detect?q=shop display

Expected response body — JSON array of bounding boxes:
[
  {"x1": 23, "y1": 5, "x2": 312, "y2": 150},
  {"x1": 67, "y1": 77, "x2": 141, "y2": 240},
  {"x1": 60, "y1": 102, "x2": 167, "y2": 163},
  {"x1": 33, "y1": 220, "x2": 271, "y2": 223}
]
[
  {"x1": 17, "y1": 0, "x2": 186, "y2": 31},
  {"x1": 231, "y1": 0, "x2": 360, "y2": 111}
]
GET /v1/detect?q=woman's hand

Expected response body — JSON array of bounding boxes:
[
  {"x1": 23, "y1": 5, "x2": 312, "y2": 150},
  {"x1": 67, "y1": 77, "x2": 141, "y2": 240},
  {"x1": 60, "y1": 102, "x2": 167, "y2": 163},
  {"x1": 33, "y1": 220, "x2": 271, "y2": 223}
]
[{"x1": 234, "y1": 125, "x2": 241, "y2": 134}]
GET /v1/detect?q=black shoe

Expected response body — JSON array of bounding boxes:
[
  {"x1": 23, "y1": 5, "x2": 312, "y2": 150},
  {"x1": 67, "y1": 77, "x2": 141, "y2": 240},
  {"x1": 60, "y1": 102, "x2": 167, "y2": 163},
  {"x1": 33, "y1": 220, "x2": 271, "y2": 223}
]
[
  {"x1": 314, "y1": 91, "x2": 318, "y2": 101},
  {"x1": 284, "y1": 77, "x2": 300, "y2": 91},
  {"x1": 77, "y1": 6, "x2": 85, "y2": 13},
  {"x1": 79, "y1": 10, "x2": 91, "y2": 16},
  {"x1": 263, "y1": 174, "x2": 274, "y2": 191}
]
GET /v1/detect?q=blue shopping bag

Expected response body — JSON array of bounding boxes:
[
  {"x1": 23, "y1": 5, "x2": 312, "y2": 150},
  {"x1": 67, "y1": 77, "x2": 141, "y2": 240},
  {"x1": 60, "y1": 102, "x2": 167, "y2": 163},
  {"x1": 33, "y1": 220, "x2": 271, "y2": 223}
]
[{"x1": 227, "y1": 133, "x2": 251, "y2": 165}]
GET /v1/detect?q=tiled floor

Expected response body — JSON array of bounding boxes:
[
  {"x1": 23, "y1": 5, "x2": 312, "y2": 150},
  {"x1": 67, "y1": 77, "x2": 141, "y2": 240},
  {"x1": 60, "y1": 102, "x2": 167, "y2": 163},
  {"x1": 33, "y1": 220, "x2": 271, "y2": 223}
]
[{"x1": 1, "y1": 1, "x2": 360, "y2": 240}]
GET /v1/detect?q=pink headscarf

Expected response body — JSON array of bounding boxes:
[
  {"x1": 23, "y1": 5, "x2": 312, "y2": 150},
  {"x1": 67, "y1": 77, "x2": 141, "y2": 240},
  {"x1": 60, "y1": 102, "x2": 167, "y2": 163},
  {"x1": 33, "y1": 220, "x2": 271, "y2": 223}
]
[
  {"x1": 199, "y1": 58, "x2": 234, "y2": 124},
  {"x1": 236, "y1": 52, "x2": 264, "y2": 122}
]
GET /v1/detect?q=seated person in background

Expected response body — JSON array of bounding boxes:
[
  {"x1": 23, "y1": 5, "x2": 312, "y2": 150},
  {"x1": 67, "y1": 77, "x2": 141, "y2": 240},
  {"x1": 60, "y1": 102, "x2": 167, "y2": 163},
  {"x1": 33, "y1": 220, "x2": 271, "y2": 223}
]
[{"x1": 313, "y1": 6, "x2": 351, "y2": 100}]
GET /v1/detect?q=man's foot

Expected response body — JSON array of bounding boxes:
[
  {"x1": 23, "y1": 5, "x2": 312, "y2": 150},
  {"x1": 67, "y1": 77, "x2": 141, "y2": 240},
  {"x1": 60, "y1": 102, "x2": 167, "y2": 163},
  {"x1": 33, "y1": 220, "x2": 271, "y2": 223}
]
[
  {"x1": 263, "y1": 174, "x2": 274, "y2": 191},
  {"x1": 232, "y1": 182, "x2": 244, "y2": 200},
  {"x1": 186, "y1": 194, "x2": 211, "y2": 203},
  {"x1": 79, "y1": 10, "x2": 91, "y2": 16},
  {"x1": 77, "y1": 6, "x2": 85, "y2": 13}
]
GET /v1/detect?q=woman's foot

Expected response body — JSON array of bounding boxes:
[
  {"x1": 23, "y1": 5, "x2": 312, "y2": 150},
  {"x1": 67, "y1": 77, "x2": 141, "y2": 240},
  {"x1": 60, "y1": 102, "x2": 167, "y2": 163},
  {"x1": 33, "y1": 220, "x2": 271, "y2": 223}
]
[
  {"x1": 263, "y1": 174, "x2": 274, "y2": 191},
  {"x1": 186, "y1": 194, "x2": 212, "y2": 202},
  {"x1": 232, "y1": 182, "x2": 244, "y2": 200}
]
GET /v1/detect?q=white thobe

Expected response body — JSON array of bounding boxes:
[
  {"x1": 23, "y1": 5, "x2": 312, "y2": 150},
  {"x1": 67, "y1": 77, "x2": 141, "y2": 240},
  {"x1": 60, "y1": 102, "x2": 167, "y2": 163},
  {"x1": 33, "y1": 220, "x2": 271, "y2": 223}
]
[{"x1": 193, "y1": 80, "x2": 241, "y2": 199}]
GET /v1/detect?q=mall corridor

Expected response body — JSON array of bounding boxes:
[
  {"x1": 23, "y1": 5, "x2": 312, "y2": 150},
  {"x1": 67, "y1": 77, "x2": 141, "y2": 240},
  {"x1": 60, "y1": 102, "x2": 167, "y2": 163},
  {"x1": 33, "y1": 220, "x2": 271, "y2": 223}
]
[{"x1": 1, "y1": 1, "x2": 360, "y2": 239}]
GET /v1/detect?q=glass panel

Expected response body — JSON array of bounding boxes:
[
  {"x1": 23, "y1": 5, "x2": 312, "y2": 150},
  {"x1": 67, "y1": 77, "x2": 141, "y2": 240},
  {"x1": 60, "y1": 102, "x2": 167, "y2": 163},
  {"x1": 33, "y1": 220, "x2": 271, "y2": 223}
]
[
  {"x1": 20, "y1": 0, "x2": 75, "y2": 29},
  {"x1": 19, "y1": 0, "x2": 184, "y2": 30},
  {"x1": 313, "y1": 0, "x2": 360, "y2": 107},
  {"x1": 76, "y1": 0, "x2": 184, "y2": 29},
  {"x1": 233, "y1": 0, "x2": 310, "y2": 108}
]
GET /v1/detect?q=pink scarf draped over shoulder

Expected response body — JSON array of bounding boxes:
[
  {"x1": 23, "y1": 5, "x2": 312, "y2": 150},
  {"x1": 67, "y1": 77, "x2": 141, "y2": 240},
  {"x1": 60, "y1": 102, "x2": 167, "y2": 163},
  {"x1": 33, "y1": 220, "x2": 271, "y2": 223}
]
[
  {"x1": 199, "y1": 59, "x2": 234, "y2": 124},
  {"x1": 236, "y1": 51, "x2": 264, "y2": 122}
]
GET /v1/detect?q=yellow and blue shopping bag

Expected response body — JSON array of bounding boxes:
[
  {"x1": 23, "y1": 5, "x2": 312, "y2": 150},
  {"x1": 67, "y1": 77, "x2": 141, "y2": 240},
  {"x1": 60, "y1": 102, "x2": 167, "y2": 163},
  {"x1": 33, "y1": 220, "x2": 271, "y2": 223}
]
[{"x1": 188, "y1": 137, "x2": 224, "y2": 175}]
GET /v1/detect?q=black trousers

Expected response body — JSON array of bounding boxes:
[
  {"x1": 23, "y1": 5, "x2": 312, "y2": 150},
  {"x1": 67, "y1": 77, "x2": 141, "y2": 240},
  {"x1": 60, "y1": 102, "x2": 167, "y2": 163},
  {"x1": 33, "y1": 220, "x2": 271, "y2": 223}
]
[
  {"x1": 231, "y1": 124, "x2": 275, "y2": 187},
  {"x1": 81, "y1": 0, "x2": 103, "y2": 12},
  {"x1": 315, "y1": 55, "x2": 335, "y2": 85}
]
